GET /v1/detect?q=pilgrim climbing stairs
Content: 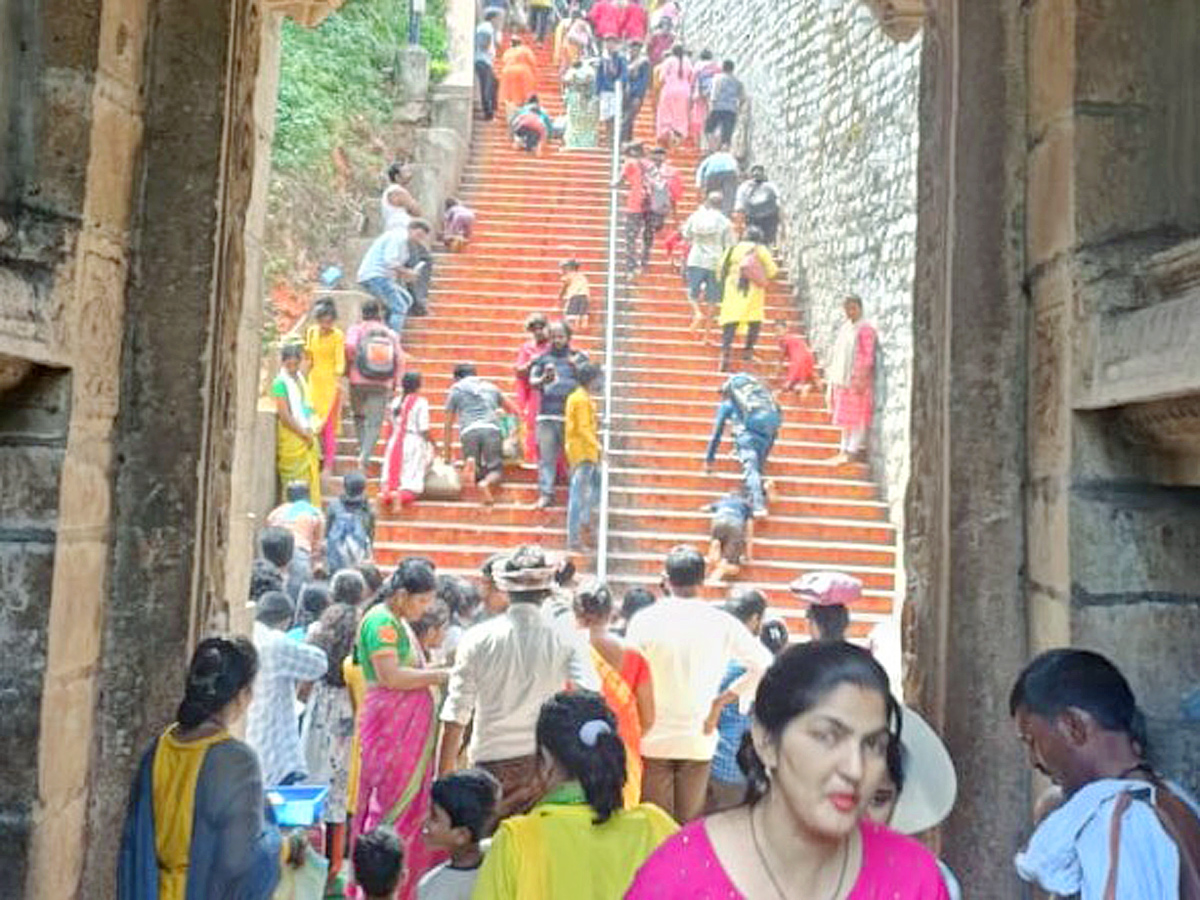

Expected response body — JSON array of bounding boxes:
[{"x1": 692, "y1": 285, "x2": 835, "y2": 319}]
[{"x1": 338, "y1": 37, "x2": 896, "y2": 638}]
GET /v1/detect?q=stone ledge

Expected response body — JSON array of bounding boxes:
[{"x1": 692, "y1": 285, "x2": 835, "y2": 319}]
[{"x1": 1076, "y1": 291, "x2": 1200, "y2": 410}]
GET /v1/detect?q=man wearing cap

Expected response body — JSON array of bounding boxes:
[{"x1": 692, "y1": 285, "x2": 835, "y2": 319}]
[
  {"x1": 438, "y1": 545, "x2": 598, "y2": 817},
  {"x1": 245, "y1": 590, "x2": 329, "y2": 786}
]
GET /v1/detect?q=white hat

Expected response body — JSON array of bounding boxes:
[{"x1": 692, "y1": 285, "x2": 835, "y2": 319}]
[{"x1": 889, "y1": 705, "x2": 958, "y2": 836}]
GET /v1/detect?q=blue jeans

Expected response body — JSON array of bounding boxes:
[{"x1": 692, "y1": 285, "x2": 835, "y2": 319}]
[
  {"x1": 735, "y1": 413, "x2": 779, "y2": 512},
  {"x1": 567, "y1": 461, "x2": 601, "y2": 546},
  {"x1": 536, "y1": 419, "x2": 564, "y2": 503},
  {"x1": 359, "y1": 276, "x2": 411, "y2": 335}
]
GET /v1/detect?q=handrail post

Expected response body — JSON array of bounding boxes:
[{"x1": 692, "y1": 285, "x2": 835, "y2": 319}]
[{"x1": 596, "y1": 79, "x2": 623, "y2": 583}]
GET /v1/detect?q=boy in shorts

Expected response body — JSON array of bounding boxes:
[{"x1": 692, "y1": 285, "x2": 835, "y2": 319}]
[
  {"x1": 702, "y1": 488, "x2": 756, "y2": 580},
  {"x1": 559, "y1": 258, "x2": 592, "y2": 332}
]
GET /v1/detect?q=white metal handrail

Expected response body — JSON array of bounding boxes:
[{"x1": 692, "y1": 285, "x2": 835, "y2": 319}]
[{"x1": 595, "y1": 80, "x2": 623, "y2": 583}]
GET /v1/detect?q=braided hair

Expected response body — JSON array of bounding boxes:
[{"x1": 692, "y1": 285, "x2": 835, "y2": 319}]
[
  {"x1": 536, "y1": 690, "x2": 626, "y2": 824},
  {"x1": 176, "y1": 636, "x2": 258, "y2": 729}
]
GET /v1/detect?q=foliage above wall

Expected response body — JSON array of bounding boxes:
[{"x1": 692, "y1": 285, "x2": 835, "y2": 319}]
[{"x1": 274, "y1": 0, "x2": 448, "y2": 173}]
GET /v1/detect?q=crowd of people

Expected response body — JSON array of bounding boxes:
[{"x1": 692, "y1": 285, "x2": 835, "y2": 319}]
[
  {"x1": 116, "y1": 1, "x2": 1200, "y2": 898},
  {"x1": 119, "y1": 530, "x2": 1200, "y2": 899}
]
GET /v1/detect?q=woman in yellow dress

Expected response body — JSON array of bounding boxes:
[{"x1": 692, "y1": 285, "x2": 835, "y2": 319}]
[
  {"x1": 716, "y1": 225, "x2": 779, "y2": 372},
  {"x1": 118, "y1": 637, "x2": 282, "y2": 899},
  {"x1": 272, "y1": 342, "x2": 321, "y2": 506},
  {"x1": 472, "y1": 690, "x2": 677, "y2": 899},
  {"x1": 304, "y1": 297, "x2": 345, "y2": 472}
]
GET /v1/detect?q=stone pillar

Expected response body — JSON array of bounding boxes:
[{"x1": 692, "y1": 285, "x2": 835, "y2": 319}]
[{"x1": 904, "y1": 0, "x2": 1031, "y2": 893}]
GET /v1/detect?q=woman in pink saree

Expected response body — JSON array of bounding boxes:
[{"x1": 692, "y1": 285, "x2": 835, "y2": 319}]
[
  {"x1": 828, "y1": 295, "x2": 878, "y2": 464},
  {"x1": 627, "y1": 642, "x2": 951, "y2": 900},
  {"x1": 655, "y1": 45, "x2": 692, "y2": 145},
  {"x1": 513, "y1": 313, "x2": 550, "y2": 463},
  {"x1": 352, "y1": 558, "x2": 450, "y2": 899}
]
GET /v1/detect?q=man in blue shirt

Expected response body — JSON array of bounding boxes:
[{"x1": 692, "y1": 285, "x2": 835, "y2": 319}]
[{"x1": 703, "y1": 372, "x2": 781, "y2": 517}]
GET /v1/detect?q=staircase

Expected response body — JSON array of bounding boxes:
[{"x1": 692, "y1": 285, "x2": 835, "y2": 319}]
[{"x1": 348, "y1": 38, "x2": 896, "y2": 638}]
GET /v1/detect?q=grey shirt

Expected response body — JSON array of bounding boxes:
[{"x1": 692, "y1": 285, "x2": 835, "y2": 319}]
[
  {"x1": 445, "y1": 376, "x2": 503, "y2": 434},
  {"x1": 710, "y1": 73, "x2": 744, "y2": 112}
]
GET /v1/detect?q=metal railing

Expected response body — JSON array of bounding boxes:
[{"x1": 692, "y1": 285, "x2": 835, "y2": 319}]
[{"x1": 595, "y1": 80, "x2": 623, "y2": 583}]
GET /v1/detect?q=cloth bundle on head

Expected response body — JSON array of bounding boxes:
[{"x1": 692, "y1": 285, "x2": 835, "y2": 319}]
[
  {"x1": 492, "y1": 544, "x2": 561, "y2": 594},
  {"x1": 890, "y1": 706, "x2": 958, "y2": 836},
  {"x1": 789, "y1": 570, "x2": 863, "y2": 607}
]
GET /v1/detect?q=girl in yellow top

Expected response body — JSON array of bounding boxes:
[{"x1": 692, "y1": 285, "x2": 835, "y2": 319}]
[
  {"x1": 118, "y1": 637, "x2": 281, "y2": 900},
  {"x1": 472, "y1": 690, "x2": 678, "y2": 899},
  {"x1": 716, "y1": 225, "x2": 780, "y2": 373},
  {"x1": 304, "y1": 297, "x2": 346, "y2": 472}
]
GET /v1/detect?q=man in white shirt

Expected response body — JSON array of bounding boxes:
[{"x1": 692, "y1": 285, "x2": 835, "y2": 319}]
[
  {"x1": 627, "y1": 545, "x2": 773, "y2": 822},
  {"x1": 681, "y1": 191, "x2": 734, "y2": 339},
  {"x1": 438, "y1": 545, "x2": 598, "y2": 818}
]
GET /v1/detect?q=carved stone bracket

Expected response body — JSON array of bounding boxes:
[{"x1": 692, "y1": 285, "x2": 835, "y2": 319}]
[
  {"x1": 860, "y1": 0, "x2": 925, "y2": 42},
  {"x1": 262, "y1": 0, "x2": 345, "y2": 27}
]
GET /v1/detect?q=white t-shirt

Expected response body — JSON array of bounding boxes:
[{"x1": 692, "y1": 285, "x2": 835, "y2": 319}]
[
  {"x1": 627, "y1": 596, "x2": 773, "y2": 760},
  {"x1": 417, "y1": 858, "x2": 485, "y2": 900},
  {"x1": 380, "y1": 185, "x2": 413, "y2": 233}
]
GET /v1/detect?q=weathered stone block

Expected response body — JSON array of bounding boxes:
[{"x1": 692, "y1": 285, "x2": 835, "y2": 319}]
[
  {"x1": 82, "y1": 89, "x2": 143, "y2": 238},
  {"x1": 26, "y1": 69, "x2": 94, "y2": 218},
  {"x1": 1075, "y1": 602, "x2": 1200, "y2": 719},
  {"x1": 1075, "y1": 0, "x2": 1153, "y2": 107},
  {"x1": 1027, "y1": 580, "x2": 1070, "y2": 655},
  {"x1": 1026, "y1": 0, "x2": 1075, "y2": 137},
  {"x1": 1028, "y1": 261, "x2": 1072, "y2": 476},
  {"x1": 1027, "y1": 476, "x2": 1070, "y2": 591},
  {"x1": 398, "y1": 45, "x2": 430, "y2": 101},
  {"x1": 26, "y1": 793, "x2": 87, "y2": 900},
  {"x1": 1026, "y1": 118, "x2": 1075, "y2": 268},
  {"x1": 97, "y1": 0, "x2": 152, "y2": 93},
  {"x1": 1073, "y1": 112, "x2": 1163, "y2": 247},
  {"x1": 36, "y1": 674, "x2": 97, "y2": 805},
  {"x1": 46, "y1": 538, "x2": 110, "y2": 674}
]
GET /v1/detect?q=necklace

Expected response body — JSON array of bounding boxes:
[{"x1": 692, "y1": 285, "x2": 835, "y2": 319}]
[{"x1": 749, "y1": 804, "x2": 849, "y2": 900}]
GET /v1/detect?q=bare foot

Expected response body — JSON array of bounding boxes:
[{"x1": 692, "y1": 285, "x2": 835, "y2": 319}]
[
  {"x1": 830, "y1": 452, "x2": 851, "y2": 465},
  {"x1": 479, "y1": 482, "x2": 495, "y2": 506}
]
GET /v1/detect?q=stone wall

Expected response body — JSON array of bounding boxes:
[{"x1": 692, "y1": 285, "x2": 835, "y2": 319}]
[{"x1": 680, "y1": 0, "x2": 921, "y2": 524}]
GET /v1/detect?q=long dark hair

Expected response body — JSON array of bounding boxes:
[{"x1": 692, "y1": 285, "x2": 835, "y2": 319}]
[
  {"x1": 737, "y1": 642, "x2": 901, "y2": 804},
  {"x1": 536, "y1": 691, "x2": 626, "y2": 824},
  {"x1": 308, "y1": 602, "x2": 358, "y2": 687},
  {"x1": 176, "y1": 636, "x2": 258, "y2": 729}
]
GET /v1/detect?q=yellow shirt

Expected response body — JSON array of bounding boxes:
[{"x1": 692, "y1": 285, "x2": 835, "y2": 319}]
[
  {"x1": 472, "y1": 783, "x2": 678, "y2": 899},
  {"x1": 151, "y1": 725, "x2": 232, "y2": 900},
  {"x1": 564, "y1": 387, "x2": 600, "y2": 467},
  {"x1": 562, "y1": 271, "x2": 590, "y2": 298}
]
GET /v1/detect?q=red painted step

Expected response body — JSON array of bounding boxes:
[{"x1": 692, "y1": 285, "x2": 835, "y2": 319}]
[{"x1": 333, "y1": 36, "x2": 895, "y2": 639}]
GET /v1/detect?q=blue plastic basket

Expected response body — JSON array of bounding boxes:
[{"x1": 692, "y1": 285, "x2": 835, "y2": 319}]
[{"x1": 266, "y1": 785, "x2": 329, "y2": 828}]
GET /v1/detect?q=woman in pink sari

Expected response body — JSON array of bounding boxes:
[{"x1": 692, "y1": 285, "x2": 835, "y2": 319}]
[
  {"x1": 655, "y1": 45, "x2": 692, "y2": 145},
  {"x1": 691, "y1": 49, "x2": 722, "y2": 144},
  {"x1": 828, "y1": 295, "x2": 878, "y2": 464},
  {"x1": 352, "y1": 557, "x2": 450, "y2": 900},
  {"x1": 513, "y1": 313, "x2": 550, "y2": 463},
  {"x1": 380, "y1": 370, "x2": 434, "y2": 509},
  {"x1": 627, "y1": 642, "x2": 951, "y2": 900}
]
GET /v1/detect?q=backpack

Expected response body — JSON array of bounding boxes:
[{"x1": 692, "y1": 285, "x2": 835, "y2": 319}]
[
  {"x1": 326, "y1": 502, "x2": 371, "y2": 572},
  {"x1": 726, "y1": 373, "x2": 778, "y2": 421},
  {"x1": 745, "y1": 183, "x2": 778, "y2": 219},
  {"x1": 356, "y1": 325, "x2": 397, "y2": 379},
  {"x1": 738, "y1": 246, "x2": 771, "y2": 288},
  {"x1": 643, "y1": 164, "x2": 673, "y2": 217},
  {"x1": 696, "y1": 66, "x2": 717, "y2": 99}
]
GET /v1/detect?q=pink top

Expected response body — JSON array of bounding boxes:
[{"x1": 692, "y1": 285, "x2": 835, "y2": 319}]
[{"x1": 626, "y1": 819, "x2": 949, "y2": 899}]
